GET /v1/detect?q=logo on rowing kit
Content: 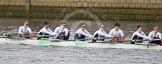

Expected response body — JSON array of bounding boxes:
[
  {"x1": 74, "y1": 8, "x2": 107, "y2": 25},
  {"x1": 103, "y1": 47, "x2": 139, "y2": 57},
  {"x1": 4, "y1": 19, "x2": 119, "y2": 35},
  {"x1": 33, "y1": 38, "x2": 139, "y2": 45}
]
[{"x1": 61, "y1": 10, "x2": 101, "y2": 36}]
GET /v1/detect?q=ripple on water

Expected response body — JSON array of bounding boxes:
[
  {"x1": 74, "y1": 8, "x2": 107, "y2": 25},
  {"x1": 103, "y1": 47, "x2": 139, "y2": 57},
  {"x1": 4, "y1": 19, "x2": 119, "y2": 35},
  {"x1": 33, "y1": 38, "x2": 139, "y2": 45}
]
[{"x1": 0, "y1": 44, "x2": 162, "y2": 64}]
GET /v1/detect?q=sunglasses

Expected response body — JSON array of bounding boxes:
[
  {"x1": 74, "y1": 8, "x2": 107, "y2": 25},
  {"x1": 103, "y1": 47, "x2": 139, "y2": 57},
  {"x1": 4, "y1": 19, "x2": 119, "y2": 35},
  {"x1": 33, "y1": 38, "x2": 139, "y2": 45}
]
[
  {"x1": 63, "y1": 25, "x2": 66, "y2": 26},
  {"x1": 101, "y1": 26, "x2": 105, "y2": 28},
  {"x1": 26, "y1": 24, "x2": 29, "y2": 25},
  {"x1": 156, "y1": 29, "x2": 159, "y2": 30}
]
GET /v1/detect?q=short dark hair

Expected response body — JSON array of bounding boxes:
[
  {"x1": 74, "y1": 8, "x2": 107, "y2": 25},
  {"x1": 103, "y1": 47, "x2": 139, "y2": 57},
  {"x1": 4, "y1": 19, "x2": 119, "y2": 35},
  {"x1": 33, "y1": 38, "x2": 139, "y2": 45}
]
[
  {"x1": 154, "y1": 25, "x2": 158, "y2": 28},
  {"x1": 44, "y1": 22, "x2": 49, "y2": 25},
  {"x1": 153, "y1": 25, "x2": 158, "y2": 29},
  {"x1": 80, "y1": 23, "x2": 86, "y2": 27},
  {"x1": 137, "y1": 25, "x2": 142, "y2": 29},
  {"x1": 99, "y1": 25, "x2": 104, "y2": 28},
  {"x1": 60, "y1": 22, "x2": 66, "y2": 25},
  {"x1": 114, "y1": 23, "x2": 120, "y2": 27}
]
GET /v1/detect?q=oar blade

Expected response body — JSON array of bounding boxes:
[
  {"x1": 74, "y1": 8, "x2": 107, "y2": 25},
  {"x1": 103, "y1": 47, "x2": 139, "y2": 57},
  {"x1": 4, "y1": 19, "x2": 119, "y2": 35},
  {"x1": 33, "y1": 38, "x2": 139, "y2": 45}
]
[
  {"x1": 75, "y1": 40, "x2": 88, "y2": 47},
  {"x1": 39, "y1": 40, "x2": 51, "y2": 46}
]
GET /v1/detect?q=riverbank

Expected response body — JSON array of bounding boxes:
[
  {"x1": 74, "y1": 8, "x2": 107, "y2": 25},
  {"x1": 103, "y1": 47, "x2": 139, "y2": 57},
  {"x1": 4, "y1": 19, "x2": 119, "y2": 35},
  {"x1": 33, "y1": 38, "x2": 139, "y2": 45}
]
[{"x1": 0, "y1": 0, "x2": 162, "y2": 21}]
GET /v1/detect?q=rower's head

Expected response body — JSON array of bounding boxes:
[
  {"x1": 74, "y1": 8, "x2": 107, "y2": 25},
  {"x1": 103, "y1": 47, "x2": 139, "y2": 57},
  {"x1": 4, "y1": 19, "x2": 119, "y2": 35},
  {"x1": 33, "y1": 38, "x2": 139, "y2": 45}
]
[
  {"x1": 44, "y1": 22, "x2": 49, "y2": 28},
  {"x1": 24, "y1": 21, "x2": 29, "y2": 27},
  {"x1": 99, "y1": 25, "x2": 105, "y2": 31},
  {"x1": 80, "y1": 23, "x2": 86, "y2": 29},
  {"x1": 153, "y1": 26, "x2": 159, "y2": 32},
  {"x1": 114, "y1": 23, "x2": 120, "y2": 29},
  {"x1": 60, "y1": 22, "x2": 66, "y2": 28},
  {"x1": 137, "y1": 25, "x2": 142, "y2": 32}
]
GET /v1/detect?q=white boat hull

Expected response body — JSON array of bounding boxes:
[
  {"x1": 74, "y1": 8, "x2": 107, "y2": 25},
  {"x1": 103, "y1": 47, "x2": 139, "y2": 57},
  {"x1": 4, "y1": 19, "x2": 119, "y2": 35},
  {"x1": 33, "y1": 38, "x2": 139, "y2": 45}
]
[
  {"x1": 52, "y1": 41, "x2": 162, "y2": 50},
  {"x1": 0, "y1": 38, "x2": 162, "y2": 50}
]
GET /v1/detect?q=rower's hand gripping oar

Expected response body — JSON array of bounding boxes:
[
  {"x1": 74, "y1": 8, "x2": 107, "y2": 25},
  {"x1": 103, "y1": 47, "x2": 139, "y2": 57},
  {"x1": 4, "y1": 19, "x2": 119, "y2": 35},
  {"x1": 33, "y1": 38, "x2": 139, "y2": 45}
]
[
  {"x1": 2, "y1": 33, "x2": 9, "y2": 37},
  {"x1": 2, "y1": 33, "x2": 12, "y2": 37},
  {"x1": 37, "y1": 35, "x2": 56, "y2": 40}
]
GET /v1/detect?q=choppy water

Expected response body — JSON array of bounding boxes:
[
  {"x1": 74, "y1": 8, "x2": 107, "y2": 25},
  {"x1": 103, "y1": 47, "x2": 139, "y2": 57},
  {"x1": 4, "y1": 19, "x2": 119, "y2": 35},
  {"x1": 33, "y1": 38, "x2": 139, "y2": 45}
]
[
  {"x1": 0, "y1": 18, "x2": 162, "y2": 64},
  {"x1": 0, "y1": 44, "x2": 162, "y2": 64}
]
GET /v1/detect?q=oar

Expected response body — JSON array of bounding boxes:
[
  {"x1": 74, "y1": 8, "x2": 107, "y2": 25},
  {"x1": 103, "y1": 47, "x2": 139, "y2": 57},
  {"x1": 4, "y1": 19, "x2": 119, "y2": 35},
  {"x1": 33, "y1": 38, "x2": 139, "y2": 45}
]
[
  {"x1": 94, "y1": 39, "x2": 161, "y2": 43},
  {"x1": 0, "y1": 36, "x2": 8, "y2": 38},
  {"x1": 2, "y1": 32, "x2": 38, "y2": 35},
  {"x1": 69, "y1": 37, "x2": 111, "y2": 41},
  {"x1": 0, "y1": 33, "x2": 17, "y2": 39},
  {"x1": 1, "y1": 33, "x2": 55, "y2": 38},
  {"x1": 88, "y1": 39, "x2": 162, "y2": 48},
  {"x1": 92, "y1": 39, "x2": 162, "y2": 48},
  {"x1": 38, "y1": 39, "x2": 52, "y2": 46},
  {"x1": 71, "y1": 39, "x2": 152, "y2": 47},
  {"x1": 1, "y1": 32, "x2": 38, "y2": 37}
]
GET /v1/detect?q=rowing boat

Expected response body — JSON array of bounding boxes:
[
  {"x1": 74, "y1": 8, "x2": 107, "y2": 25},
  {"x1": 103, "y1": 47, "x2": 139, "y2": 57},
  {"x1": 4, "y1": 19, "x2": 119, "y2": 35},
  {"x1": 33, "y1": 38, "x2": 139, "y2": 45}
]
[{"x1": 0, "y1": 38, "x2": 162, "y2": 50}]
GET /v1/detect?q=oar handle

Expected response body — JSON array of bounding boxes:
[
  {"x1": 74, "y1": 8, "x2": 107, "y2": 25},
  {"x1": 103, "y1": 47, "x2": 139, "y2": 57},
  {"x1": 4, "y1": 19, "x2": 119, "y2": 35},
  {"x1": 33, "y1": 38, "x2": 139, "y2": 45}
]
[{"x1": 2, "y1": 33, "x2": 12, "y2": 37}]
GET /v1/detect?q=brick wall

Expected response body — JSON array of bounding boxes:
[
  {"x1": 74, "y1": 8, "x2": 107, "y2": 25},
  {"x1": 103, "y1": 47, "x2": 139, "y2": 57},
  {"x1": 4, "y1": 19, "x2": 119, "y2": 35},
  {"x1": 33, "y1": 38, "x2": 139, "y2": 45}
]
[{"x1": 0, "y1": 0, "x2": 162, "y2": 21}]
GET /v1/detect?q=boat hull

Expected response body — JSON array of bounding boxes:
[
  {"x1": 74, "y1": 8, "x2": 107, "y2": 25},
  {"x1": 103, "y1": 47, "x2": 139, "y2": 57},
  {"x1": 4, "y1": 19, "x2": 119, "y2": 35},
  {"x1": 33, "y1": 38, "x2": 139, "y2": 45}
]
[{"x1": 0, "y1": 38, "x2": 162, "y2": 50}]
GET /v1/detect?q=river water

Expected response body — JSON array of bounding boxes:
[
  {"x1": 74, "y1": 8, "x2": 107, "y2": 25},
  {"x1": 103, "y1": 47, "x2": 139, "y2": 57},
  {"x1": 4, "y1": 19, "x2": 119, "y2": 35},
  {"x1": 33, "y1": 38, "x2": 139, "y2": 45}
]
[{"x1": 0, "y1": 18, "x2": 162, "y2": 64}]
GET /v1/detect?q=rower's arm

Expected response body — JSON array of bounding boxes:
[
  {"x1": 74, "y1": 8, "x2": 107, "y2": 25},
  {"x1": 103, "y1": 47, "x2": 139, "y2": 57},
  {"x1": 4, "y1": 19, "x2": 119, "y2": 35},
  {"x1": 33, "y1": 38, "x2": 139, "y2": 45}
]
[
  {"x1": 108, "y1": 30, "x2": 113, "y2": 36},
  {"x1": 18, "y1": 26, "x2": 25, "y2": 36},
  {"x1": 28, "y1": 28, "x2": 33, "y2": 34},
  {"x1": 47, "y1": 28, "x2": 54, "y2": 35},
  {"x1": 119, "y1": 30, "x2": 124, "y2": 36},
  {"x1": 77, "y1": 29, "x2": 93, "y2": 38},
  {"x1": 103, "y1": 31, "x2": 112, "y2": 37},
  {"x1": 64, "y1": 28, "x2": 69, "y2": 35},
  {"x1": 96, "y1": 31, "x2": 111, "y2": 37},
  {"x1": 137, "y1": 32, "x2": 151, "y2": 40},
  {"x1": 148, "y1": 32, "x2": 153, "y2": 38},
  {"x1": 84, "y1": 30, "x2": 93, "y2": 38},
  {"x1": 158, "y1": 33, "x2": 162, "y2": 38},
  {"x1": 38, "y1": 28, "x2": 54, "y2": 35},
  {"x1": 53, "y1": 27, "x2": 59, "y2": 36},
  {"x1": 18, "y1": 27, "x2": 22, "y2": 34}
]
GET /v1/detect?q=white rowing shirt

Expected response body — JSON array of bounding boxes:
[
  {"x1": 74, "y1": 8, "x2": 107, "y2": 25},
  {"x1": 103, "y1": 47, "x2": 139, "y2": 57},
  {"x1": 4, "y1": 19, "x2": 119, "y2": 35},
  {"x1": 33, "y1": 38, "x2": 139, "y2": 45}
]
[
  {"x1": 18, "y1": 26, "x2": 32, "y2": 34},
  {"x1": 148, "y1": 31, "x2": 162, "y2": 38},
  {"x1": 109, "y1": 28, "x2": 124, "y2": 37},
  {"x1": 54, "y1": 27, "x2": 68, "y2": 35},
  {"x1": 75, "y1": 28, "x2": 93, "y2": 38},
  {"x1": 38, "y1": 27, "x2": 54, "y2": 35},
  {"x1": 131, "y1": 31, "x2": 150, "y2": 40},
  {"x1": 93, "y1": 29, "x2": 111, "y2": 37}
]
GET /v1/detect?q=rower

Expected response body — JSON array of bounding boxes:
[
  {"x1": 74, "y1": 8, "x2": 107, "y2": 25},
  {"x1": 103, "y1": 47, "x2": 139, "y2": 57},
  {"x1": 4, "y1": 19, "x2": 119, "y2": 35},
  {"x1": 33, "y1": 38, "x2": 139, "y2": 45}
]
[
  {"x1": 148, "y1": 26, "x2": 162, "y2": 45},
  {"x1": 74, "y1": 23, "x2": 93, "y2": 40},
  {"x1": 92, "y1": 25, "x2": 111, "y2": 42},
  {"x1": 18, "y1": 21, "x2": 33, "y2": 39},
  {"x1": 131, "y1": 25, "x2": 152, "y2": 44},
  {"x1": 109, "y1": 23, "x2": 125, "y2": 43},
  {"x1": 54, "y1": 22, "x2": 70, "y2": 40},
  {"x1": 37, "y1": 22, "x2": 54, "y2": 40}
]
